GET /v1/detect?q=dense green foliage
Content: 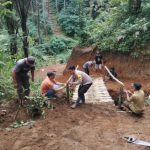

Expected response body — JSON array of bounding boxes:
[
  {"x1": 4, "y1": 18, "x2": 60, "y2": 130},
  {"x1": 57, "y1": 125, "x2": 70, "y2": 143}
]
[
  {"x1": 0, "y1": 1, "x2": 12, "y2": 16},
  {"x1": 55, "y1": 0, "x2": 150, "y2": 55},
  {"x1": 57, "y1": 0, "x2": 88, "y2": 37},
  {"x1": 85, "y1": 0, "x2": 150, "y2": 55},
  {"x1": 0, "y1": 30, "x2": 17, "y2": 102},
  {"x1": 26, "y1": 92, "x2": 48, "y2": 118}
]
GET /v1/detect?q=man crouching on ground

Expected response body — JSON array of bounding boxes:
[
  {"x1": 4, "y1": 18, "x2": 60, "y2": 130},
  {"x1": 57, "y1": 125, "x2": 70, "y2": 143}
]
[
  {"x1": 123, "y1": 83, "x2": 145, "y2": 115},
  {"x1": 68, "y1": 66, "x2": 93, "y2": 109},
  {"x1": 41, "y1": 72, "x2": 66, "y2": 98}
]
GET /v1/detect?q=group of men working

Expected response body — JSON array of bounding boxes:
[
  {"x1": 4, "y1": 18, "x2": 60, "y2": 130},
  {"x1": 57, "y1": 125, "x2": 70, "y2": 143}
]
[
  {"x1": 41, "y1": 66, "x2": 93, "y2": 109},
  {"x1": 12, "y1": 54, "x2": 145, "y2": 114},
  {"x1": 83, "y1": 50, "x2": 103, "y2": 75}
]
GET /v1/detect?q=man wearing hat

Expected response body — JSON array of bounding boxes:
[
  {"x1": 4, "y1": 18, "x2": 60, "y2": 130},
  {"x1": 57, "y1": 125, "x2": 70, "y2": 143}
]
[
  {"x1": 123, "y1": 83, "x2": 145, "y2": 114},
  {"x1": 12, "y1": 56, "x2": 35, "y2": 104}
]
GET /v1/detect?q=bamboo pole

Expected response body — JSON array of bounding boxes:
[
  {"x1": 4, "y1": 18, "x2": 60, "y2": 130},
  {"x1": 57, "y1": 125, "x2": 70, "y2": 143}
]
[
  {"x1": 118, "y1": 86, "x2": 124, "y2": 108},
  {"x1": 104, "y1": 65, "x2": 125, "y2": 107},
  {"x1": 66, "y1": 65, "x2": 79, "y2": 101},
  {"x1": 104, "y1": 66, "x2": 124, "y2": 86}
]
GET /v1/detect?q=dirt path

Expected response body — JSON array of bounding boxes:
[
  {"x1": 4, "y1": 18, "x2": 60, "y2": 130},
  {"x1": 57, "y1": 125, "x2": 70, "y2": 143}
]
[
  {"x1": 0, "y1": 64, "x2": 150, "y2": 150},
  {"x1": 0, "y1": 103, "x2": 150, "y2": 150},
  {"x1": 46, "y1": 0, "x2": 63, "y2": 36}
]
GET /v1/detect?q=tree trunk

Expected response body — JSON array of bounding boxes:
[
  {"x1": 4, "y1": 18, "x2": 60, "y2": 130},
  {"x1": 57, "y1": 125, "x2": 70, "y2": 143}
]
[
  {"x1": 5, "y1": 1, "x2": 17, "y2": 55},
  {"x1": 14, "y1": 0, "x2": 31, "y2": 57},
  {"x1": 21, "y1": 19, "x2": 29, "y2": 57},
  {"x1": 128, "y1": 0, "x2": 141, "y2": 14},
  {"x1": 6, "y1": 18, "x2": 18, "y2": 55},
  {"x1": 37, "y1": 5, "x2": 42, "y2": 43},
  {"x1": 64, "y1": 0, "x2": 66, "y2": 10},
  {"x1": 10, "y1": 34, "x2": 17, "y2": 55},
  {"x1": 42, "y1": 0, "x2": 47, "y2": 36},
  {"x1": 55, "y1": 0, "x2": 58, "y2": 12}
]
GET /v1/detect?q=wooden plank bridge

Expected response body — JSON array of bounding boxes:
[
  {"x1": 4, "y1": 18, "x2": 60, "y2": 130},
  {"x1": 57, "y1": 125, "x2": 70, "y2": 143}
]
[{"x1": 72, "y1": 77, "x2": 113, "y2": 104}]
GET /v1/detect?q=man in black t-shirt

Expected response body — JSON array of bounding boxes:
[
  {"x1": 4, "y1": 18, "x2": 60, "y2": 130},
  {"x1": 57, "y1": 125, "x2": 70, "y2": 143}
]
[
  {"x1": 95, "y1": 50, "x2": 103, "y2": 73},
  {"x1": 12, "y1": 56, "x2": 35, "y2": 104}
]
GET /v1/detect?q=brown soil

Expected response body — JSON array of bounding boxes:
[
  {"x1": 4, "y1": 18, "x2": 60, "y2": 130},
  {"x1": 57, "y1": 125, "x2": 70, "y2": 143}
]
[{"x1": 0, "y1": 47, "x2": 150, "y2": 150}]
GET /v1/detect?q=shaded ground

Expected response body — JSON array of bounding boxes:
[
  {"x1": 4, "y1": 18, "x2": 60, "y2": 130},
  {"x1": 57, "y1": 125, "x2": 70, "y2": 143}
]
[
  {"x1": 0, "y1": 46, "x2": 150, "y2": 150},
  {"x1": 0, "y1": 102, "x2": 150, "y2": 150}
]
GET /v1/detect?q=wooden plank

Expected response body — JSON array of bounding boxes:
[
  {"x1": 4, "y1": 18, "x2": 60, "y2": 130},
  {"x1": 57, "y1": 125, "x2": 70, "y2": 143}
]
[{"x1": 72, "y1": 78, "x2": 113, "y2": 103}]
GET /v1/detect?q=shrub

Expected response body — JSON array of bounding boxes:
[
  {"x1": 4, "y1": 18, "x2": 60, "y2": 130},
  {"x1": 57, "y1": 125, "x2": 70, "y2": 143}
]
[
  {"x1": 58, "y1": 14, "x2": 82, "y2": 36},
  {"x1": 0, "y1": 52, "x2": 17, "y2": 102},
  {"x1": 26, "y1": 93, "x2": 48, "y2": 118}
]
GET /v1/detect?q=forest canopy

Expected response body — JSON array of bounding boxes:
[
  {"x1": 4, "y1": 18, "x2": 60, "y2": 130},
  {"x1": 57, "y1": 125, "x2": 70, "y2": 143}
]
[{"x1": 55, "y1": 0, "x2": 150, "y2": 55}]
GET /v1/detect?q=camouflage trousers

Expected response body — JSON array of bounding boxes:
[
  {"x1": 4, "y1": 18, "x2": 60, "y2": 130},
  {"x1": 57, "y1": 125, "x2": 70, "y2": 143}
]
[{"x1": 16, "y1": 75, "x2": 30, "y2": 100}]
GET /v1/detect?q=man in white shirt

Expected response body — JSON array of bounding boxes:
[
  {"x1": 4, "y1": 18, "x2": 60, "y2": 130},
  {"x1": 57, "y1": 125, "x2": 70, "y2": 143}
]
[
  {"x1": 83, "y1": 61, "x2": 95, "y2": 75},
  {"x1": 68, "y1": 66, "x2": 93, "y2": 109}
]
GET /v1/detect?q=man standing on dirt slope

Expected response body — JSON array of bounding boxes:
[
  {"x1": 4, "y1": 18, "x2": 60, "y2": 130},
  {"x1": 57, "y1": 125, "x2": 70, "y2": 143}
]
[
  {"x1": 83, "y1": 60, "x2": 95, "y2": 75},
  {"x1": 12, "y1": 56, "x2": 35, "y2": 105},
  {"x1": 123, "y1": 83, "x2": 145, "y2": 115},
  {"x1": 95, "y1": 50, "x2": 103, "y2": 74},
  {"x1": 41, "y1": 71, "x2": 66, "y2": 98},
  {"x1": 68, "y1": 66, "x2": 93, "y2": 109}
]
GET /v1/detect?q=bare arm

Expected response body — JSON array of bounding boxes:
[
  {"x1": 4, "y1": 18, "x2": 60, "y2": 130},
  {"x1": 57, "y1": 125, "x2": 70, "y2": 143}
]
[
  {"x1": 55, "y1": 81, "x2": 65, "y2": 86},
  {"x1": 124, "y1": 89, "x2": 132, "y2": 101},
  {"x1": 31, "y1": 70, "x2": 34, "y2": 82},
  {"x1": 70, "y1": 79, "x2": 82, "y2": 86},
  {"x1": 69, "y1": 74, "x2": 82, "y2": 86},
  {"x1": 125, "y1": 91, "x2": 130, "y2": 101},
  {"x1": 12, "y1": 70, "x2": 17, "y2": 83},
  {"x1": 53, "y1": 84, "x2": 66, "y2": 92}
]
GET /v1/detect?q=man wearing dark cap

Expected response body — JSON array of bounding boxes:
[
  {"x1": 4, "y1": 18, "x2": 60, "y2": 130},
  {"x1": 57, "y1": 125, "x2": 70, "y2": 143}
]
[
  {"x1": 68, "y1": 66, "x2": 93, "y2": 109},
  {"x1": 123, "y1": 83, "x2": 145, "y2": 114},
  {"x1": 12, "y1": 56, "x2": 35, "y2": 104}
]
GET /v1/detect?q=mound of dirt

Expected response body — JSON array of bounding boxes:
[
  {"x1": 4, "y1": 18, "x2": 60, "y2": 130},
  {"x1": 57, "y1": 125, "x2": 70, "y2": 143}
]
[
  {"x1": 64, "y1": 46, "x2": 150, "y2": 92},
  {"x1": 0, "y1": 102, "x2": 150, "y2": 150},
  {"x1": 65, "y1": 46, "x2": 150, "y2": 80}
]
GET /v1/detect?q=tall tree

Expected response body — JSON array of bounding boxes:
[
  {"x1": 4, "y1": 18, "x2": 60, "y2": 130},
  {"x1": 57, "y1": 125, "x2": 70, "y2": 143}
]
[
  {"x1": 13, "y1": 0, "x2": 31, "y2": 57},
  {"x1": 64, "y1": 0, "x2": 66, "y2": 9},
  {"x1": 36, "y1": 0, "x2": 42, "y2": 43},
  {"x1": 55, "y1": 0, "x2": 58, "y2": 12},
  {"x1": 91, "y1": 1, "x2": 101, "y2": 19},
  {"x1": 4, "y1": 0, "x2": 18, "y2": 55},
  {"x1": 128, "y1": 0, "x2": 141, "y2": 14},
  {"x1": 42, "y1": 0, "x2": 47, "y2": 36}
]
